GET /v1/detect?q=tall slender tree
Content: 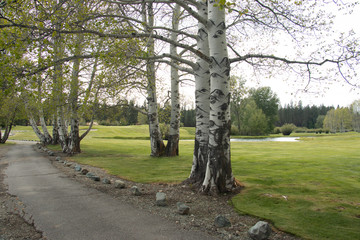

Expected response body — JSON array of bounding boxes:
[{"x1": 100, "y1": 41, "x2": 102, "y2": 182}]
[
  {"x1": 142, "y1": 2, "x2": 165, "y2": 157},
  {"x1": 188, "y1": 0, "x2": 211, "y2": 186},
  {"x1": 165, "y1": 3, "x2": 181, "y2": 156}
]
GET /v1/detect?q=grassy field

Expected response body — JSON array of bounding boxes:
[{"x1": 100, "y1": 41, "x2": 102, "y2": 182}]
[{"x1": 8, "y1": 125, "x2": 360, "y2": 240}]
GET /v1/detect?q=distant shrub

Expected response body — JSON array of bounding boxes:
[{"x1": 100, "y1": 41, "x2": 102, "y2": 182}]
[
  {"x1": 99, "y1": 120, "x2": 121, "y2": 126},
  {"x1": 306, "y1": 129, "x2": 317, "y2": 134},
  {"x1": 273, "y1": 127, "x2": 281, "y2": 134},
  {"x1": 281, "y1": 123, "x2": 297, "y2": 136},
  {"x1": 315, "y1": 129, "x2": 323, "y2": 134},
  {"x1": 231, "y1": 125, "x2": 240, "y2": 135},
  {"x1": 294, "y1": 127, "x2": 307, "y2": 133}
]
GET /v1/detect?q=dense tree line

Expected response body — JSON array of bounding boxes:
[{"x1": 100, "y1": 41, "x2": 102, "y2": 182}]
[
  {"x1": 95, "y1": 100, "x2": 139, "y2": 126},
  {"x1": 180, "y1": 109, "x2": 196, "y2": 127},
  {"x1": 277, "y1": 102, "x2": 333, "y2": 129}
]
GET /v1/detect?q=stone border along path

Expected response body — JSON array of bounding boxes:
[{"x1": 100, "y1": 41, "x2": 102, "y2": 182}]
[
  {"x1": 5, "y1": 142, "x2": 219, "y2": 240},
  {"x1": 39, "y1": 144, "x2": 273, "y2": 240}
]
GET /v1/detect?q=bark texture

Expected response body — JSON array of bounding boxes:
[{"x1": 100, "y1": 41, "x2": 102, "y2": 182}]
[
  {"x1": 188, "y1": 0, "x2": 210, "y2": 185},
  {"x1": 51, "y1": 115, "x2": 60, "y2": 145},
  {"x1": 165, "y1": 4, "x2": 181, "y2": 157},
  {"x1": 53, "y1": 22, "x2": 69, "y2": 152},
  {"x1": 143, "y1": 2, "x2": 165, "y2": 157},
  {"x1": 201, "y1": 0, "x2": 234, "y2": 194},
  {"x1": 31, "y1": 117, "x2": 46, "y2": 143},
  {"x1": 68, "y1": 33, "x2": 83, "y2": 154},
  {"x1": 57, "y1": 108, "x2": 69, "y2": 153},
  {"x1": 0, "y1": 124, "x2": 12, "y2": 144},
  {"x1": 39, "y1": 109, "x2": 52, "y2": 144}
]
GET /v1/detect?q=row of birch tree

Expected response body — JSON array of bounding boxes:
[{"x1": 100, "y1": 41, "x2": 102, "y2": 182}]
[{"x1": 1, "y1": 0, "x2": 359, "y2": 193}]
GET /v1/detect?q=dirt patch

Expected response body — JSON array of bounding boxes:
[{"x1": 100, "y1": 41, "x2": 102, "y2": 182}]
[
  {"x1": 0, "y1": 145, "x2": 43, "y2": 240},
  {"x1": 34, "y1": 144, "x2": 301, "y2": 240}
]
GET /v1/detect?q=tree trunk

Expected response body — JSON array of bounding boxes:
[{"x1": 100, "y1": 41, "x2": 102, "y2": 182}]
[
  {"x1": 52, "y1": 115, "x2": 60, "y2": 145},
  {"x1": 188, "y1": 0, "x2": 211, "y2": 185},
  {"x1": 165, "y1": 4, "x2": 181, "y2": 157},
  {"x1": 36, "y1": 52, "x2": 52, "y2": 145},
  {"x1": 69, "y1": 118, "x2": 81, "y2": 153},
  {"x1": 57, "y1": 107, "x2": 69, "y2": 153},
  {"x1": 0, "y1": 124, "x2": 12, "y2": 144},
  {"x1": 29, "y1": 115, "x2": 46, "y2": 144},
  {"x1": 201, "y1": 1, "x2": 234, "y2": 194},
  {"x1": 68, "y1": 33, "x2": 83, "y2": 154},
  {"x1": 39, "y1": 108, "x2": 52, "y2": 144},
  {"x1": 53, "y1": 21, "x2": 69, "y2": 152},
  {"x1": 143, "y1": 2, "x2": 165, "y2": 157}
]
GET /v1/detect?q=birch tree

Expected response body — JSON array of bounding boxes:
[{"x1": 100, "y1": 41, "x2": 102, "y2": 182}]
[
  {"x1": 188, "y1": 0, "x2": 211, "y2": 186},
  {"x1": 200, "y1": 0, "x2": 234, "y2": 193},
  {"x1": 165, "y1": 3, "x2": 181, "y2": 156},
  {"x1": 142, "y1": 2, "x2": 165, "y2": 156}
]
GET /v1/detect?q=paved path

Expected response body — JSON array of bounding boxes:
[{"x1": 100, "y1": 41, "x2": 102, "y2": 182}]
[{"x1": 4, "y1": 143, "x2": 217, "y2": 240}]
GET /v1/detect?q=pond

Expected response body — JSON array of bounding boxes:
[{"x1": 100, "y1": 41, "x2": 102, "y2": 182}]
[{"x1": 230, "y1": 137, "x2": 299, "y2": 142}]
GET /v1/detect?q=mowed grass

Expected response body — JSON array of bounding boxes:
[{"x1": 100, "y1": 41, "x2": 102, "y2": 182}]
[
  {"x1": 9, "y1": 125, "x2": 360, "y2": 239},
  {"x1": 231, "y1": 133, "x2": 360, "y2": 240},
  {"x1": 74, "y1": 126, "x2": 195, "y2": 183}
]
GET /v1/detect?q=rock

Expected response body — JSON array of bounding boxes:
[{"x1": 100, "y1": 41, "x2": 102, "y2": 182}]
[
  {"x1": 214, "y1": 215, "x2": 231, "y2": 228},
  {"x1": 81, "y1": 169, "x2": 89, "y2": 175},
  {"x1": 248, "y1": 221, "x2": 271, "y2": 240},
  {"x1": 92, "y1": 176, "x2": 100, "y2": 181},
  {"x1": 156, "y1": 192, "x2": 167, "y2": 206},
  {"x1": 74, "y1": 165, "x2": 82, "y2": 171},
  {"x1": 131, "y1": 186, "x2": 142, "y2": 196},
  {"x1": 65, "y1": 162, "x2": 73, "y2": 167},
  {"x1": 176, "y1": 202, "x2": 190, "y2": 215},
  {"x1": 114, "y1": 180, "x2": 125, "y2": 189},
  {"x1": 102, "y1": 178, "x2": 111, "y2": 184},
  {"x1": 55, "y1": 156, "x2": 61, "y2": 162},
  {"x1": 86, "y1": 172, "x2": 100, "y2": 181},
  {"x1": 86, "y1": 172, "x2": 95, "y2": 178},
  {"x1": 48, "y1": 151, "x2": 55, "y2": 156}
]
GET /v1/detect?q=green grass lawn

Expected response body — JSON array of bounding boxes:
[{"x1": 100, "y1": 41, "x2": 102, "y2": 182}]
[
  {"x1": 231, "y1": 133, "x2": 360, "y2": 240},
  {"x1": 8, "y1": 126, "x2": 360, "y2": 240}
]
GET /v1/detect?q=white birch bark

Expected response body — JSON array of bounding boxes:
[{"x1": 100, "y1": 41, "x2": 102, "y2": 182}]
[
  {"x1": 57, "y1": 107, "x2": 69, "y2": 152},
  {"x1": 143, "y1": 2, "x2": 165, "y2": 157},
  {"x1": 29, "y1": 115, "x2": 46, "y2": 143},
  {"x1": 201, "y1": 0, "x2": 234, "y2": 193},
  {"x1": 188, "y1": 0, "x2": 211, "y2": 184},
  {"x1": 165, "y1": 3, "x2": 181, "y2": 157},
  {"x1": 0, "y1": 107, "x2": 16, "y2": 144},
  {"x1": 39, "y1": 108, "x2": 52, "y2": 144},
  {"x1": 24, "y1": 97, "x2": 47, "y2": 144},
  {"x1": 53, "y1": 22, "x2": 68, "y2": 152},
  {"x1": 36, "y1": 47, "x2": 52, "y2": 145},
  {"x1": 68, "y1": 33, "x2": 83, "y2": 154},
  {"x1": 52, "y1": 114, "x2": 59, "y2": 145}
]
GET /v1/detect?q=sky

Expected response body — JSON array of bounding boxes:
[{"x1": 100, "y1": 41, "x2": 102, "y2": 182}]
[{"x1": 240, "y1": 1, "x2": 360, "y2": 107}]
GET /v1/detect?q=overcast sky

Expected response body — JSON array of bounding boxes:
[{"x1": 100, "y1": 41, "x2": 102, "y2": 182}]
[{"x1": 242, "y1": 2, "x2": 360, "y2": 107}]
